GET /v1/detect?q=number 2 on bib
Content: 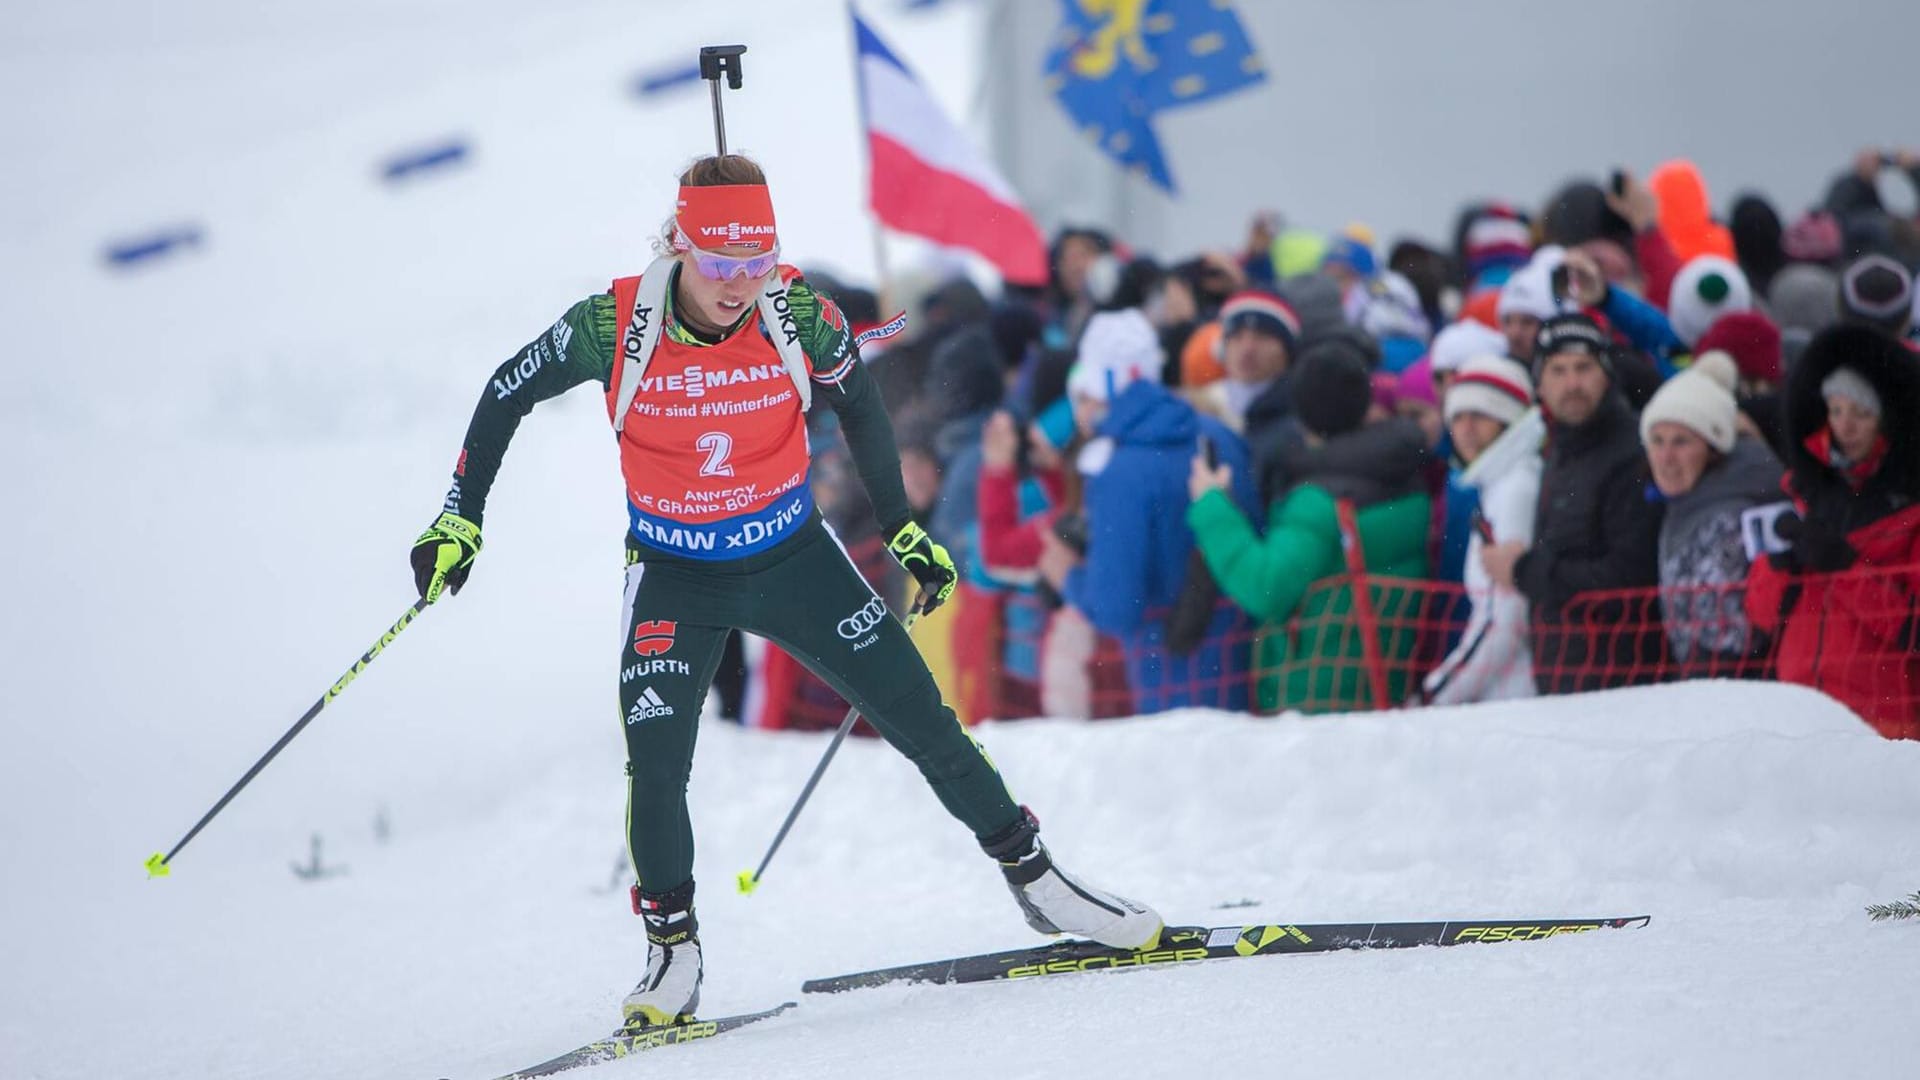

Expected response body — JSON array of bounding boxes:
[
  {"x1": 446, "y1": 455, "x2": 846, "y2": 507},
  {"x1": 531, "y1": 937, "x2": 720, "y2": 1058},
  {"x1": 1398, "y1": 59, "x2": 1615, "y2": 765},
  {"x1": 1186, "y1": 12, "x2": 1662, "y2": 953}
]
[{"x1": 696, "y1": 432, "x2": 736, "y2": 478}]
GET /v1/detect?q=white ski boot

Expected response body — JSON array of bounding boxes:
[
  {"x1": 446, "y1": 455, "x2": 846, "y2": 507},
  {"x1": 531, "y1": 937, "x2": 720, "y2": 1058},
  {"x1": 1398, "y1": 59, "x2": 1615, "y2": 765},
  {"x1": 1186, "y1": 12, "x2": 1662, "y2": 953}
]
[
  {"x1": 621, "y1": 883, "x2": 703, "y2": 1028},
  {"x1": 983, "y1": 809, "x2": 1163, "y2": 950}
]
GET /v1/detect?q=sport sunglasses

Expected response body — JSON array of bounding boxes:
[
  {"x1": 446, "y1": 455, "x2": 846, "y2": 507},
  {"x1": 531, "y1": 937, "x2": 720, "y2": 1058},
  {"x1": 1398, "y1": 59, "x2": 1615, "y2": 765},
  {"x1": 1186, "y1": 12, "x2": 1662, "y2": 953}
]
[{"x1": 688, "y1": 246, "x2": 780, "y2": 282}]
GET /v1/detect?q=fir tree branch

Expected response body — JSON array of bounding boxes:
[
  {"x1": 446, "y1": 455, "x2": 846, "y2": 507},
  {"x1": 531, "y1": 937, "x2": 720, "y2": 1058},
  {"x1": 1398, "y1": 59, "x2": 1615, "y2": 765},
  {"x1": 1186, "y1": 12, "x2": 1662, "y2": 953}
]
[{"x1": 1865, "y1": 891, "x2": 1920, "y2": 921}]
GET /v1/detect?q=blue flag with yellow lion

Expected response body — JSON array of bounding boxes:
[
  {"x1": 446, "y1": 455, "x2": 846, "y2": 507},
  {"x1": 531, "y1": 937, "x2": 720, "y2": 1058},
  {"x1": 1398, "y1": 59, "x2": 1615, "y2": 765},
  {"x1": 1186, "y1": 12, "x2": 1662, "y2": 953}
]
[{"x1": 1044, "y1": 0, "x2": 1267, "y2": 192}]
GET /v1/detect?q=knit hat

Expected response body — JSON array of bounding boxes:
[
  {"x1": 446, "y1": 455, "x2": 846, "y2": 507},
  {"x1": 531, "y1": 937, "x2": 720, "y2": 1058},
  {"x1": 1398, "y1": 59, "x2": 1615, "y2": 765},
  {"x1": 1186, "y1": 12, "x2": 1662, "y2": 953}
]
[
  {"x1": 1692, "y1": 311, "x2": 1782, "y2": 385},
  {"x1": 1668, "y1": 256, "x2": 1754, "y2": 346},
  {"x1": 1457, "y1": 286, "x2": 1502, "y2": 330},
  {"x1": 1462, "y1": 205, "x2": 1534, "y2": 283},
  {"x1": 1218, "y1": 289, "x2": 1302, "y2": 358},
  {"x1": 1067, "y1": 308, "x2": 1165, "y2": 401},
  {"x1": 1839, "y1": 254, "x2": 1915, "y2": 336},
  {"x1": 1497, "y1": 246, "x2": 1570, "y2": 324},
  {"x1": 1532, "y1": 313, "x2": 1613, "y2": 376},
  {"x1": 1444, "y1": 354, "x2": 1533, "y2": 426},
  {"x1": 1271, "y1": 229, "x2": 1329, "y2": 279},
  {"x1": 1767, "y1": 263, "x2": 1841, "y2": 337},
  {"x1": 1370, "y1": 371, "x2": 1399, "y2": 415},
  {"x1": 1323, "y1": 226, "x2": 1377, "y2": 279},
  {"x1": 1820, "y1": 365, "x2": 1883, "y2": 416},
  {"x1": 1428, "y1": 319, "x2": 1509, "y2": 375},
  {"x1": 1291, "y1": 339, "x2": 1374, "y2": 438},
  {"x1": 1396, "y1": 355, "x2": 1438, "y2": 409},
  {"x1": 1359, "y1": 271, "x2": 1433, "y2": 346},
  {"x1": 1278, "y1": 273, "x2": 1346, "y2": 345},
  {"x1": 1640, "y1": 352, "x2": 1739, "y2": 454}
]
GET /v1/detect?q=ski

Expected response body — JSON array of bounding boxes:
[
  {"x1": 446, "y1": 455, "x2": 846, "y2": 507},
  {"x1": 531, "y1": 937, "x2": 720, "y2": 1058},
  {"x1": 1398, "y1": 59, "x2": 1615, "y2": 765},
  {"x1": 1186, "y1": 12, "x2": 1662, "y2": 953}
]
[
  {"x1": 476, "y1": 1001, "x2": 796, "y2": 1079},
  {"x1": 801, "y1": 916, "x2": 1650, "y2": 993}
]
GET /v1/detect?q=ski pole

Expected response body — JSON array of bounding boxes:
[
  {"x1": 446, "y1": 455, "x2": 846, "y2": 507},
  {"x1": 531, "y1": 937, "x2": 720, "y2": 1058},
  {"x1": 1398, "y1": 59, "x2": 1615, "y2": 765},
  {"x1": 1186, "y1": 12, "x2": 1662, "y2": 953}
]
[
  {"x1": 697, "y1": 45, "x2": 747, "y2": 155},
  {"x1": 145, "y1": 597, "x2": 431, "y2": 878},
  {"x1": 738, "y1": 593, "x2": 929, "y2": 895}
]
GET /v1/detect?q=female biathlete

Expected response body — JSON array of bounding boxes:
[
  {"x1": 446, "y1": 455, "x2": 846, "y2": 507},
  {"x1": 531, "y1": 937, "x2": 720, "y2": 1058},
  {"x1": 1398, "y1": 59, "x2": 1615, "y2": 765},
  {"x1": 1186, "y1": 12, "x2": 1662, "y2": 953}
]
[{"x1": 408, "y1": 155, "x2": 1161, "y2": 1027}]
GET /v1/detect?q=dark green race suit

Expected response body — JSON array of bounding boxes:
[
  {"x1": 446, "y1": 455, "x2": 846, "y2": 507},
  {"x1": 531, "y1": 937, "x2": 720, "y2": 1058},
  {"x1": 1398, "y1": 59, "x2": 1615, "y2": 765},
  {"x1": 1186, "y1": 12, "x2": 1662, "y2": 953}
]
[{"x1": 441, "y1": 267, "x2": 1020, "y2": 892}]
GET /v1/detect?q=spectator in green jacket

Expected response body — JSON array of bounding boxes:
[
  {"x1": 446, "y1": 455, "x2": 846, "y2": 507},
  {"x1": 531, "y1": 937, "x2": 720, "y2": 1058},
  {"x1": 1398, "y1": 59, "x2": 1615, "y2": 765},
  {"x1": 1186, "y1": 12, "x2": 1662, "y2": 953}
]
[{"x1": 1186, "y1": 338, "x2": 1435, "y2": 713}]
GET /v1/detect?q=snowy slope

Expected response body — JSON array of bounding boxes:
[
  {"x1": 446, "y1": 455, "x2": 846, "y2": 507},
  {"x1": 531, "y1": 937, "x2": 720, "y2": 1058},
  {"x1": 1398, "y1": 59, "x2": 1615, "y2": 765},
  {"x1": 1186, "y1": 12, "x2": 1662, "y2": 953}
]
[
  {"x1": 5, "y1": 3, "x2": 1920, "y2": 1079},
  {"x1": 8, "y1": 683, "x2": 1920, "y2": 1080}
]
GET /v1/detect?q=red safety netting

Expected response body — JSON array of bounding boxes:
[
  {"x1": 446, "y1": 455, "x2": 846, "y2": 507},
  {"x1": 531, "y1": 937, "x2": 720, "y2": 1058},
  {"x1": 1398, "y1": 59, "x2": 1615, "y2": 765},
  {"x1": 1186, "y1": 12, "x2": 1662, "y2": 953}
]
[
  {"x1": 981, "y1": 564, "x2": 1920, "y2": 740},
  {"x1": 755, "y1": 533, "x2": 1918, "y2": 741}
]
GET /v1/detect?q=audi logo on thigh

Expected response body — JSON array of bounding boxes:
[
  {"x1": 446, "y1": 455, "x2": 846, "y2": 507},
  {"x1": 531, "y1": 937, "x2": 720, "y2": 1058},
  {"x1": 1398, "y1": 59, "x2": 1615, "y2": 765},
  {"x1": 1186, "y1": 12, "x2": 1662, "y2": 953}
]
[{"x1": 837, "y1": 596, "x2": 889, "y2": 639}]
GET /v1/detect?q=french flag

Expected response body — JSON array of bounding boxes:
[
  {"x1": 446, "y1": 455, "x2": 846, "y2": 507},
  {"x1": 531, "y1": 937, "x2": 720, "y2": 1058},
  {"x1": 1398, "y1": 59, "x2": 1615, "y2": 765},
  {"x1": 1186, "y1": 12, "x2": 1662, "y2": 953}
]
[{"x1": 852, "y1": 11, "x2": 1048, "y2": 286}]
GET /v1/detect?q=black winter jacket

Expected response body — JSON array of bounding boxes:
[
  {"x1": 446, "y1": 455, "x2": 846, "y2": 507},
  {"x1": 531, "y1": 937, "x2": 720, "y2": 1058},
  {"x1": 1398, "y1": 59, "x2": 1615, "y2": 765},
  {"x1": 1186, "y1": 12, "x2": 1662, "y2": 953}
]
[{"x1": 1515, "y1": 392, "x2": 1665, "y2": 692}]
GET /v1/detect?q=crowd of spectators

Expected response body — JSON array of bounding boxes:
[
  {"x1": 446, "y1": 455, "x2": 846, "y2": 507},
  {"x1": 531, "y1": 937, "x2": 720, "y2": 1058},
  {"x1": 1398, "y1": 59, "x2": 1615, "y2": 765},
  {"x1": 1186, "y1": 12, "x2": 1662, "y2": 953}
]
[{"x1": 775, "y1": 151, "x2": 1920, "y2": 741}]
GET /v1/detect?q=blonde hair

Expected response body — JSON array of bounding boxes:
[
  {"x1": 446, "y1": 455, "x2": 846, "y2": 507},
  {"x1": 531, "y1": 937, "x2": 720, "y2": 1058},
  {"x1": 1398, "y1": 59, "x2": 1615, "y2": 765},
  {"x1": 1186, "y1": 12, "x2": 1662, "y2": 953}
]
[{"x1": 654, "y1": 154, "x2": 769, "y2": 255}]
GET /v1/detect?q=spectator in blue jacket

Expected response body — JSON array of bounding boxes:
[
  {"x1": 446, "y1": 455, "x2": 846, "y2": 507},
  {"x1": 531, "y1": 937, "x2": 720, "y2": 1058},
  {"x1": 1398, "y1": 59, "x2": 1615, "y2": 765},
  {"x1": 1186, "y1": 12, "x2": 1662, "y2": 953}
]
[{"x1": 1037, "y1": 308, "x2": 1259, "y2": 713}]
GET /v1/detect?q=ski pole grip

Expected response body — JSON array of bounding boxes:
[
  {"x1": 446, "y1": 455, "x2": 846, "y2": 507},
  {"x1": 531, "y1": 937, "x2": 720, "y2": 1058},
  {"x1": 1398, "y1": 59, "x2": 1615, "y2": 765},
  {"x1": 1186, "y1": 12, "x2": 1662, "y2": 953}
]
[{"x1": 699, "y1": 45, "x2": 747, "y2": 89}]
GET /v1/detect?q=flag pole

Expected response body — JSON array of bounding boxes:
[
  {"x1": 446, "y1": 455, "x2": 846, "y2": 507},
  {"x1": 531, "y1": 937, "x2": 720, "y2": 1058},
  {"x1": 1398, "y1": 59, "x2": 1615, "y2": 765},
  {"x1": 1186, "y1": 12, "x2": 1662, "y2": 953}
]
[
  {"x1": 850, "y1": 7, "x2": 893, "y2": 318},
  {"x1": 870, "y1": 220, "x2": 895, "y2": 322}
]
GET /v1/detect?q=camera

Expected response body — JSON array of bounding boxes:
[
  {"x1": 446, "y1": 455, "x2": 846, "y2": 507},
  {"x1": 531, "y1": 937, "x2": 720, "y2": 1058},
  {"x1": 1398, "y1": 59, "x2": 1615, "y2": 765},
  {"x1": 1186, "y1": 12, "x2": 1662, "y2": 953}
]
[
  {"x1": 1051, "y1": 511, "x2": 1090, "y2": 556},
  {"x1": 1740, "y1": 502, "x2": 1798, "y2": 561}
]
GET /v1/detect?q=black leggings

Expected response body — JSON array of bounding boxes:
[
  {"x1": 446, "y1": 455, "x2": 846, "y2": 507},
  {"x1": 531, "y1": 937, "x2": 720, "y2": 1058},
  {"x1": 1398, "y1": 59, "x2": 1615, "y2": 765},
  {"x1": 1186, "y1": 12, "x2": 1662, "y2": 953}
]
[{"x1": 617, "y1": 519, "x2": 1021, "y2": 891}]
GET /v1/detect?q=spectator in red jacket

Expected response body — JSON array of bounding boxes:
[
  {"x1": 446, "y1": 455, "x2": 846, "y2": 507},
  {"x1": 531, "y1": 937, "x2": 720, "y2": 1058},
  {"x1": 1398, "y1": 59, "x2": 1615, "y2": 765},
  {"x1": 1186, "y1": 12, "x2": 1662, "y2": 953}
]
[
  {"x1": 1745, "y1": 325, "x2": 1920, "y2": 738},
  {"x1": 975, "y1": 398, "x2": 1126, "y2": 719}
]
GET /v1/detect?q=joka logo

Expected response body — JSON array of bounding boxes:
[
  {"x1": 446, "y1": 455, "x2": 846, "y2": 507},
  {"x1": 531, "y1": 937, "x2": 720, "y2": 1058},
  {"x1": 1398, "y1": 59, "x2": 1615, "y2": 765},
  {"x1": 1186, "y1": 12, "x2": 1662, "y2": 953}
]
[
  {"x1": 837, "y1": 597, "x2": 888, "y2": 640},
  {"x1": 633, "y1": 620, "x2": 677, "y2": 656},
  {"x1": 764, "y1": 285, "x2": 801, "y2": 346},
  {"x1": 622, "y1": 302, "x2": 654, "y2": 364},
  {"x1": 626, "y1": 686, "x2": 675, "y2": 725}
]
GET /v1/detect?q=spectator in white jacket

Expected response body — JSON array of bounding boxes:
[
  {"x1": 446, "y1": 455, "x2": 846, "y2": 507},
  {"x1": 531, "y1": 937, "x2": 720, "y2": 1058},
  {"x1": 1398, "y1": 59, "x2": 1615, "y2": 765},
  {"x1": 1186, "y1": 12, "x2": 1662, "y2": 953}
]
[{"x1": 1423, "y1": 354, "x2": 1542, "y2": 705}]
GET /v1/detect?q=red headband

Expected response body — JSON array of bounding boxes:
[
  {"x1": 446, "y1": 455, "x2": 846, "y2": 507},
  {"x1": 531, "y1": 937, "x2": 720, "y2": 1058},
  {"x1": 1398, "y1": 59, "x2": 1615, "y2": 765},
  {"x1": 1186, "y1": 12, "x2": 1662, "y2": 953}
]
[{"x1": 674, "y1": 184, "x2": 778, "y2": 252}]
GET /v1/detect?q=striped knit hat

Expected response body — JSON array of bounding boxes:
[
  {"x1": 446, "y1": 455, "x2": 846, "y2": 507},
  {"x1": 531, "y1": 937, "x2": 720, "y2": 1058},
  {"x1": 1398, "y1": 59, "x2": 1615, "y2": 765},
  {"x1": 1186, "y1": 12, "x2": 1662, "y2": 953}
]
[
  {"x1": 1218, "y1": 290, "x2": 1301, "y2": 358},
  {"x1": 1444, "y1": 353, "x2": 1534, "y2": 427},
  {"x1": 1839, "y1": 254, "x2": 1915, "y2": 336}
]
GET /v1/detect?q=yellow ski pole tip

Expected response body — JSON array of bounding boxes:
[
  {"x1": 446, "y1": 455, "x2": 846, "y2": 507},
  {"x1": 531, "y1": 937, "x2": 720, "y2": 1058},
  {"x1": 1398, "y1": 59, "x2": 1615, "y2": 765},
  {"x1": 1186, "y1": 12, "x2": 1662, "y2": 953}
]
[
  {"x1": 145, "y1": 853, "x2": 171, "y2": 879},
  {"x1": 736, "y1": 869, "x2": 758, "y2": 895}
]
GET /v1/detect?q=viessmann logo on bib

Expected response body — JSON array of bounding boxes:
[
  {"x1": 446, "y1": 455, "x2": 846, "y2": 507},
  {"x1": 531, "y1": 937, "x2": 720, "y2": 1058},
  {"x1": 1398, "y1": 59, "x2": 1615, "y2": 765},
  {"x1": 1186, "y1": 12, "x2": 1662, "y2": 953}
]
[{"x1": 638, "y1": 362, "x2": 787, "y2": 401}]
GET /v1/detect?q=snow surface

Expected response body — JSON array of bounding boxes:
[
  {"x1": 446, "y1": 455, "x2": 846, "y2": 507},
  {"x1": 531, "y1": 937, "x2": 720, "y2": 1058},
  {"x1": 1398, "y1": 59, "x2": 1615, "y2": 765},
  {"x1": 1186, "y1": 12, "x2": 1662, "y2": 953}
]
[{"x1": 6, "y1": 3, "x2": 1920, "y2": 1078}]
